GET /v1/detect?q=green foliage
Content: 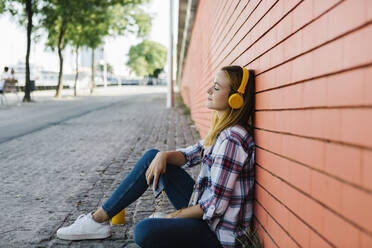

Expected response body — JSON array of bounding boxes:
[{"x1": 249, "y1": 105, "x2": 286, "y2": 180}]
[
  {"x1": 98, "y1": 63, "x2": 113, "y2": 74},
  {"x1": 42, "y1": 0, "x2": 151, "y2": 51},
  {"x1": 0, "y1": 0, "x2": 40, "y2": 34},
  {"x1": 0, "y1": 1, "x2": 5, "y2": 13},
  {"x1": 127, "y1": 40, "x2": 167, "y2": 77}
]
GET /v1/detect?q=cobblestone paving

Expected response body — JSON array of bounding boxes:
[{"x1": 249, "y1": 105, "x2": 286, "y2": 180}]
[{"x1": 0, "y1": 92, "x2": 200, "y2": 247}]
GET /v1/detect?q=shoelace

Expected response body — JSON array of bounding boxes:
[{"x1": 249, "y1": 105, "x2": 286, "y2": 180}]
[{"x1": 72, "y1": 214, "x2": 88, "y2": 225}]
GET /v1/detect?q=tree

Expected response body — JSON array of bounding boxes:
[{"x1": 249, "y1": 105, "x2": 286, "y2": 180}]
[
  {"x1": 42, "y1": 0, "x2": 151, "y2": 96},
  {"x1": 86, "y1": 1, "x2": 151, "y2": 94},
  {"x1": 127, "y1": 40, "x2": 167, "y2": 77},
  {"x1": 1, "y1": 0, "x2": 39, "y2": 102},
  {"x1": 42, "y1": 0, "x2": 88, "y2": 98}
]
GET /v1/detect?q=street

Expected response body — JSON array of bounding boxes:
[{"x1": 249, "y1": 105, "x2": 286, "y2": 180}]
[{"x1": 0, "y1": 87, "x2": 200, "y2": 247}]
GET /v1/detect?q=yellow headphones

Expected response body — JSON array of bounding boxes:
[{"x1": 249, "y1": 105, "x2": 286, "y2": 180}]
[{"x1": 228, "y1": 67, "x2": 249, "y2": 109}]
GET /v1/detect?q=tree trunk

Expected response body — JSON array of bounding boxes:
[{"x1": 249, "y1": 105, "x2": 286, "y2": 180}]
[
  {"x1": 55, "y1": 24, "x2": 65, "y2": 98},
  {"x1": 74, "y1": 46, "x2": 79, "y2": 96},
  {"x1": 90, "y1": 48, "x2": 95, "y2": 94},
  {"x1": 23, "y1": 0, "x2": 33, "y2": 102}
]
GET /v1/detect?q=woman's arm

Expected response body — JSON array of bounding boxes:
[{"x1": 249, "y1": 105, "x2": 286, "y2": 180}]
[
  {"x1": 163, "y1": 151, "x2": 187, "y2": 167},
  {"x1": 145, "y1": 151, "x2": 186, "y2": 190},
  {"x1": 165, "y1": 204, "x2": 204, "y2": 219}
]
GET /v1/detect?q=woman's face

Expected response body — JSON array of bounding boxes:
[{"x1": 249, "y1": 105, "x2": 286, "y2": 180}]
[{"x1": 206, "y1": 70, "x2": 231, "y2": 113}]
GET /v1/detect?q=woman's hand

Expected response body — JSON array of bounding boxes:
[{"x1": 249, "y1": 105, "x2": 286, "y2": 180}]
[{"x1": 145, "y1": 151, "x2": 167, "y2": 190}]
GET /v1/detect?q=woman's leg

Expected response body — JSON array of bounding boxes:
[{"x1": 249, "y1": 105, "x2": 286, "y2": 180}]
[
  {"x1": 100, "y1": 149, "x2": 160, "y2": 219},
  {"x1": 133, "y1": 218, "x2": 222, "y2": 248},
  {"x1": 98, "y1": 149, "x2": 196, "y2": 220},
  {"x1": 160, "y1": 164, "x2": 195, "y2": 209}
]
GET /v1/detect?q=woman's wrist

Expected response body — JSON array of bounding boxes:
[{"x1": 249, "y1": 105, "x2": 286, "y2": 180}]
[{"x1": 159, "y1": 151, "x2": 168, "y2": 161}]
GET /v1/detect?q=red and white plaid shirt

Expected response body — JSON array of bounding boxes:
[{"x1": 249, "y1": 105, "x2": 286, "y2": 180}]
[{"x1": 177, "y1": 125, "x2": 256, "y2": 248}]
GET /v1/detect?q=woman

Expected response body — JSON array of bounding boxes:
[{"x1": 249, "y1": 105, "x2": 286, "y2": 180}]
[{"x1": 57, "y1": 65, "x2": 256, "y2": 248}]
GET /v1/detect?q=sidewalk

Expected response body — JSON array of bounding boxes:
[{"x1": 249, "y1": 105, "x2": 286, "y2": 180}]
[{"x1": 0, "y1": 87, "x2": 201, "y2": 247}]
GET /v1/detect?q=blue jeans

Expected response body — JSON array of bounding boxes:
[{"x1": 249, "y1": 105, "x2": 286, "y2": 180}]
[{"x1": 102, "y1": 149, "x2": 222, "y2": 248}]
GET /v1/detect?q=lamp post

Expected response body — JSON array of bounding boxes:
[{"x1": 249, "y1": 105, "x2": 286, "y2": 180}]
[{"x1": 167, "y1": 0, "x2": 174, "y2": 108}]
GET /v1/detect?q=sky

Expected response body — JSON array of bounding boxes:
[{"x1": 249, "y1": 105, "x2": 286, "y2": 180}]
[{"x1": 0, "y1": 0, "x2": 177, "y2": 76}]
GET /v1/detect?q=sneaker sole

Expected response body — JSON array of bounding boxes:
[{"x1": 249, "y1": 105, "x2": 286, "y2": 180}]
[{"x1": 57, "y1": 232, "x2": 111, "y2": 240}]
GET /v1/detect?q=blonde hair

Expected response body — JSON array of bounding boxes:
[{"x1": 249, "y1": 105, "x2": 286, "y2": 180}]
[{"x1": 203, "y1": 66, "x2": 255, "y2": 147}]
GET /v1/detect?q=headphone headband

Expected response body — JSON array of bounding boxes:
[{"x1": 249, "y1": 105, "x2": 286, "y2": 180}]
[{"x1": 237, "y1": 67, "x2": 249, "y2": 94}]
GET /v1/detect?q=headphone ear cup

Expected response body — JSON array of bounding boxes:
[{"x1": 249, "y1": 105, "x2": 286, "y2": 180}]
[{"x1": 228, "y1": 93, "x2": 244, "y2": 109}]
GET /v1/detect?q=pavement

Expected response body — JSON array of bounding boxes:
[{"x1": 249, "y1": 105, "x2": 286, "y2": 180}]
[{"x1": 0, "y1": 86, "x2": 201, "y2": 247}]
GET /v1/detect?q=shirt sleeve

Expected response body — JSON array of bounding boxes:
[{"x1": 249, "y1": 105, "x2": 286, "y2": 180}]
[
  {"x1": 198, "y1": 135, "x2": 248, "y2": 225},
  {"x1": 176, "y1": 139, "x2": 204, "y2": 169}
]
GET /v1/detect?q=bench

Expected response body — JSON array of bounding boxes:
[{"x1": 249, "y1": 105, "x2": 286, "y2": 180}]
[{"x1": 0, "y1": 79, "x2": 21, "y2": 106}]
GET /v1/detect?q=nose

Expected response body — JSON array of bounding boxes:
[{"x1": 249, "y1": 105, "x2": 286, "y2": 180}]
[{"x1": 207, "y1": 86, "x2": 213, "y2": 95}]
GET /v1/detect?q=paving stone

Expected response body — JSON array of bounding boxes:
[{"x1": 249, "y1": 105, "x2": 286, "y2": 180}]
[{"x1": 0, "y1": 91, "x2": 200, "y2": 247}]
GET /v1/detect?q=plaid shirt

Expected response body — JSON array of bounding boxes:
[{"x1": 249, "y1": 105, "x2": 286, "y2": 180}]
[{"x1": 177, "y1": 125, "x2": 255, "y2": 248}]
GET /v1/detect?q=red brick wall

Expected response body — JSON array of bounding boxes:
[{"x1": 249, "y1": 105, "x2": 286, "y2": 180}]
[{"x1": 179, "y1": 0, "x2": 372, "y2": 247}]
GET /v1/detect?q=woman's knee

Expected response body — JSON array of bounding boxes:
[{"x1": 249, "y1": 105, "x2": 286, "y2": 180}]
[
  {"x1": 133, "y1": 219, "x2": 155, "y2": 247},
  {"x1": 144, "y1": 149, "x2": 160, "y2": 160}
]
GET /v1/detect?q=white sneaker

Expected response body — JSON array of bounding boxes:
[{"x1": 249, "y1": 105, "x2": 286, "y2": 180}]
[
  {"x1": 56, "y1": 213, "x2": 111, "y2": 240},
  {"x1": 148, "y1": 212, "x2": 167, "y2": 218}
]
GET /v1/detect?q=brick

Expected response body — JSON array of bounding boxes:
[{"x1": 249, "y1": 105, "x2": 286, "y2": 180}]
[
  {"x1": 256, "y1": 129, "x2": 283, "y2": 155},
  {"x1": 323, "y1": 209, "x2": 360, "y2": 247},
  {"x1": 267, "y1": 215, "x2": 283, "y2": 247},
  {"x1": 302, "y1": 14, "x2": 328, "y2": 52},
  {"x1": 277, "y1": 231, "x2": 299, "y2": 248},
  {"x1": 288, "y1": 161, "x2": 311, "y2": 194},
  {"x1": 364, "y1": 66, "x2": 372, "y2": 105},
  {"x1": 270, "y1": 43, "x2": 285, "y2": 68},
  {"x1": 276, "y1": 110, "x2": 292, "y2": 132},
  {"x1": 360, "y1": 231, "x2": 372, "y2": 248},
  {"x1": 312, "y1": 0, "x2": 340, "y2": 18},
  {"x1": 283, "y1": 0, "x2": 302, "y2": 14},
  {"x1": 323, "y1": 109, "x2": 342, "y2": 141},
  {"x1": 312, "y1": 38, "x2": 344, "y2": 77},
  {"x1": 362, "y1": 150, "x2": 372, "y2": 191},
  {"x1": 292, "y1": 0, "x2": 313, "y2": 32},
  {"x1": 292, "y1": 109, "x2": 325, "y2": 138},
  {"x1": 280, "y1": 130, "x2": 301, "y2": 158},
  {"x1": 366, "y1": 0, "x2": 372, "y2": 21},
  {"x1": 288, "y1": 213, "x2": 311, "y2": 248},
  {"x1": 327, "y1": 0, "x2": 366, "y2": 39},
  {"x1": 281, "y1": 182, "x2": 299, "y2": 213},
  {"x1": 341, "y1": 184, "x2": 372, "y2": 233},
  {"x1": 284, "y1": 29, "x2": 302, "y2": 60},
  {"x1": 303, "y1": 77, "x2": 327, "y2": 108},
  {"x1": 310, "y1": 231, "x2": 333, "y2": 248},
  {"x1": 267, "y1": 190, "x2": 290, "y2": 230},
  {"x1": 294, "y1": 136, "x2": 325, "y2": 170},
  {"x1": 255, "y1": 196, "x2": 269, "y2": 227},
  {"x1": 292, "y1": 52, "x2": 313, "y2": 82},
  {"x1": 325, "y1": 143, "x2": 362, "y2": 186},
  {"x1": 256, "y1": 147, "x2": 290, "y2": 180},
  {"x1": 282, "y1": 83, "x2": 303, "y2": 109},
  {"x1": 269, "y1": 0, "x2": 284, "y2": 25},
  {"x1": 326, "y1": 68, "x2": 365, "y2": 107},
  {"x1": 276, "y1": 61, "x2": 293, "y2": 88},
  {"x1": 341, "y1": 109, "x2": 372, "y2": 147},
  {"x1": 344, "y1": 24, "x2": 372, "y2": 69},
  {"x1": 256, "y1": 69, "x2": 277, "y2": 92},
  {"x1": 311, "y1": 170, "x2": 342, "y2": 211},
  {"x1": 277, "y1": 12, "x2": 293, "y2": 42},
  {"x1": 297, "y1": 196, "x2": 324, "y2": 234}
]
